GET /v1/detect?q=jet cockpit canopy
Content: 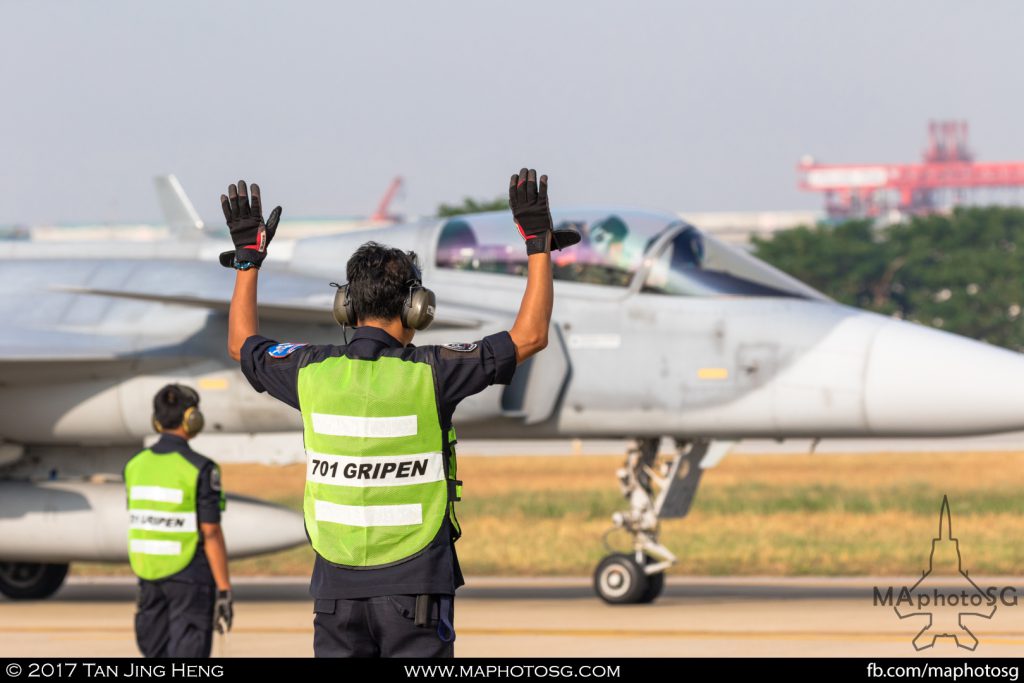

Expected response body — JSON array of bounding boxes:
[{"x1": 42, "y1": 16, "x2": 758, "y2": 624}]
[{"x1": 434, "y1": 209, "x2": 825, "y2": 300}]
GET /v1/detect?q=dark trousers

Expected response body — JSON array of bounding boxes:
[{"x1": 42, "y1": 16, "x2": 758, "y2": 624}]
[
  {"x1": 134, "y1": 579, "x2": 215, "y2": 658},
  {"x1": 313, "y1": 594, "x2": 455, "y2": 658}
]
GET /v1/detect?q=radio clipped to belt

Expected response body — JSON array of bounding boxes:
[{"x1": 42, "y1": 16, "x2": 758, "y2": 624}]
[{"x1": 413, "y1": 594, "x2": 455, "y2": 643}]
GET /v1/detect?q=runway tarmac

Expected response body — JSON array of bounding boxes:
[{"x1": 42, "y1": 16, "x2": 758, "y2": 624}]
[{"x1": 3, "y1": 576, "x2": 1024, "y2": 657}]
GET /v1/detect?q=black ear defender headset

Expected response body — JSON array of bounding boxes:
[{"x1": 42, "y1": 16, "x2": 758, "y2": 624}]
[
  {"x1": 151, "y1": 384, "x2": 205, "y2": 437},
  {"x1": 330, "y1": 251, "x2": 436, "y2": 332}
]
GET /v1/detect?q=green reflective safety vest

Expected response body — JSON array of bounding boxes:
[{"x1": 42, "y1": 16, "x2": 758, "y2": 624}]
[
  {"x1": 298, "y1": 353, "x2": 461, "y2": 568},
  {"x1": 123, "y1": 449, "x2": 214, "y2": 581}
]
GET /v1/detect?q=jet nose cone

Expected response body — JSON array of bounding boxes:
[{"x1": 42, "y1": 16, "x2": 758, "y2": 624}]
[
  {"x1": 865, "y1": 320, "x2": 1024, "y2": 435},
  {"x1": 221, "y1": 495, "x2": 306, "y2": 557}
]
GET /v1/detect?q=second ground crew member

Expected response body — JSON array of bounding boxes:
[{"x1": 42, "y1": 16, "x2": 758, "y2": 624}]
[
  {"x1": 220, "y1": 169, "x2": 568, "y2": 657},
  {"x1": 124, "y1": 384, "x2": 234, "y2": 658}
]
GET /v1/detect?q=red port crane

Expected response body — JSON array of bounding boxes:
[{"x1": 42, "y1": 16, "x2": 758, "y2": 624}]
[{"x1": 798, "y1": 121, "x2": 1024, "y2": 219}]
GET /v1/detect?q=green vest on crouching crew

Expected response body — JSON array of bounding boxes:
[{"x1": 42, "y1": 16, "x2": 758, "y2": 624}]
[
  {"x1": 123, "y1": 450, "x2": 202, "y2": 580},
  {"x1": 298, "y1": 353, "x2": 460, "y2": 568}
]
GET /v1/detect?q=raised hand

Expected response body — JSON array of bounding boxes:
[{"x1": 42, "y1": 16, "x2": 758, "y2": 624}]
[
  {"x1": 508, "y1": 169, "x2": 579, "y2": 254},
  {"x1": 218, "y1": 180, "x2": 282, "y2": 270},
  {"x1": 509, "y1": 168, "x2": 553, "y2": 255}
]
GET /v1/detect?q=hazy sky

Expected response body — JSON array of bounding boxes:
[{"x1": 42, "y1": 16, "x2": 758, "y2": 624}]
[{"x1": 3, "y1": 1, "x2": 1024, "y2": 225}]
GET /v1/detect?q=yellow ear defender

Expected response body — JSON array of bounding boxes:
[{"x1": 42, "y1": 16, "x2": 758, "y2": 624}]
[
  {"x1": 180, "y1": 405, "x2": 205, "y2": 437},
  {"x1": 152, "y1": 384, "x2": 205, "y2": 436}
]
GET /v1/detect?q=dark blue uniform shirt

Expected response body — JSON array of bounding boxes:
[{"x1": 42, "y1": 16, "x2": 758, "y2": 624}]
[{"x1": 239, "y1": 326, "x2": 517, "y2": 599}]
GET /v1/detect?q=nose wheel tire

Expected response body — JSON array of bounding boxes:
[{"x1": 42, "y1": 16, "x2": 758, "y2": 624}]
[
  {"x1": 638, "y1": 569, "x2": 665, "y2": 603},
  {"x1": 594, "y1": 554, "x2": 650, "y2": 604},
  {"x1": 0, "y1": 562, "x2": 69, "y2": 600}
]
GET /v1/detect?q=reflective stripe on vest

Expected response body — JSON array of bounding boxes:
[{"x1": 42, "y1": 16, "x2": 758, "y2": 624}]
[
  {"x1": 129, "y1": 539, "x2": 183, "y2": 556},
  {"x1": 298, "y1": 354, "x2": 452, "y2": 568},
  {"x1": 123, "y1": 449, "x2": 201, "y2": 580},
  {"x1": 305, "y1": 450, "x2": 445, "y2": 487},
  {"x1": 130, "y1": 485, "x2": 184, "y2": 504},
  {"x1": 129, "y1": 509, "x2": 198, "y2": 533}
]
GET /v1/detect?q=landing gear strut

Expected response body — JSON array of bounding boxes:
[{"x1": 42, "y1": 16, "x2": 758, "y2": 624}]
[
  {"x1": 0, "y1": 562, "x2": 69, "y2": 600},
  {"x1": 593, "y1": 437, "x2": 708, "y2": 605}
]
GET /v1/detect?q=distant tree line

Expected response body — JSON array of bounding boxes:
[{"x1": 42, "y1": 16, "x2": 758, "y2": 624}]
[
  {"x1": 752, "y1": 206, "x2": 1024, "y2": 350},
  {"x1": 436, "y1": 196, "x2": 508, "y2": 217}
]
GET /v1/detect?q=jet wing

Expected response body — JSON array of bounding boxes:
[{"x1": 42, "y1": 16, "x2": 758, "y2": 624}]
[
  {"x1": 55, "y1": 286, "x2": 337, "y2": 325},
  {"x1": 0, "y1": 325, "x2": 192, "y2": 383},
  {"x1": 0, "y1": 327, "x2": 139, "y2": 361},
  {"x1": 53, "y1": 270, "x2": 492, "y2": 330},
  {"x1": 1, "y1": 266, "x2": 502, "y2": 385}
]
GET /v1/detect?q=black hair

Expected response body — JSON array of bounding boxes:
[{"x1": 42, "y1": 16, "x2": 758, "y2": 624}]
[
  {"x1": 153, "y1": 384, "x2": 199, "y2": 430},
  {"x1": 346, "y1": 241, "x2": 421, "y2": 323}
]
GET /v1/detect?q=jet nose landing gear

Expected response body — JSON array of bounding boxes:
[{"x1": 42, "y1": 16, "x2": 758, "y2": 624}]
[
  {"x1": 594, "y1": 553, "x2": 667, "y2": 604},
  {"x1": 593, "y1": 438, "x2": 710, "y2": 605}
]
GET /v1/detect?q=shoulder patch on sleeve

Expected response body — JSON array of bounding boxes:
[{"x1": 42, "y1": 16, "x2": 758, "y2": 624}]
[
  {"x1": 442, "y1": 342, "x2": 478, "y2": 353},
  {"x1": 209, "y1": 466, "x2": 222, "y2": 492},
  {"x1": 267, "y1": 342, "x2": 308, "y2": 358}
]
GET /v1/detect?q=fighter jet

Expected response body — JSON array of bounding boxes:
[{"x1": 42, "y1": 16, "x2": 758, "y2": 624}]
[
  {"x1": 11, "y1": 174, "x2": 407, "y2": 245},
  {"x1": 4, "y1": 182, "x2": 1024, "y2": 604},
  {"x1": 154, "y1": 173, "x2": 406, "y2": 240}
]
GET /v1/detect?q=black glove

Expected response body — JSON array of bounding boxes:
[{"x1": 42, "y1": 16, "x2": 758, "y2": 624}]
[
  {"x1": 509, "y1": 168, "x2": 553, "y2": 255},
  {"x1": 218, "y1": 180, "x2": 282, "y2": 270},
  {"x1": 214, "y1": 589, "x2": 233, "y2": 634},
  {"x1": 509, "y1": 168, "x2": 580, "y2": 255}
]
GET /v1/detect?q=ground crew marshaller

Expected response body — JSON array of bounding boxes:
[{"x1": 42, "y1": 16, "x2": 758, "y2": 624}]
[
  {"x1": 124, "y1": 384, "x2": 233, "y2": 657},
  {"x1": 221, "y1": 169, "x2": 573, "y2": 657}
]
